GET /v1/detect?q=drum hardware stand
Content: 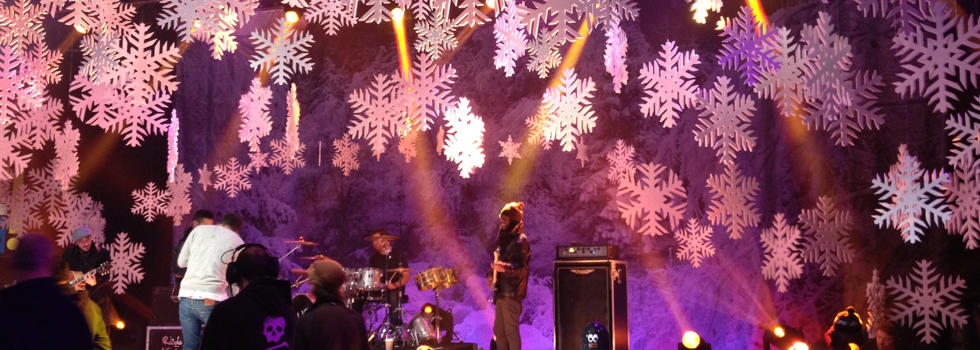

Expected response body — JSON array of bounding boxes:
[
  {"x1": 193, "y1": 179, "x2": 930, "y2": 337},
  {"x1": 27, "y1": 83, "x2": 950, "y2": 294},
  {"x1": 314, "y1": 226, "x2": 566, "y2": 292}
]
[{"x1": 433, "y1": 287, "x2": 444, "y2": 344}]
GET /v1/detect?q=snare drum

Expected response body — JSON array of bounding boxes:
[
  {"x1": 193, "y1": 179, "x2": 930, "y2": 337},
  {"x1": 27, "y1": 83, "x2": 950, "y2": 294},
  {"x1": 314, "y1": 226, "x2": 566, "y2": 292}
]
[
  {"x1": 437, "y1": 267, "x2": 458, "y2": 289},
  {"x1": 414, "y1": 267, "x2": 445, "y2": 291},
  {"x1": 348, "y1": 267, "x2": 383, "y2": 292}
]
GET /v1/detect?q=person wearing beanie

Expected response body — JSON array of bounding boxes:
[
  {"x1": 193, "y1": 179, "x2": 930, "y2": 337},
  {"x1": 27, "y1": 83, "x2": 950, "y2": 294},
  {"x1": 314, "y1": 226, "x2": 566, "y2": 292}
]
[
  {"x1": 62, "y1": 225, "x2": 114, "y2": 331},
  {"x1": 294, "y1": 259, "x2": 369, "y2": 350},
  {"x1": 490, "y1": 201, "x2": 531, "y2": 350},
  {"x1": 824, "y1": 306, "x2": 868, "y2": 350}
]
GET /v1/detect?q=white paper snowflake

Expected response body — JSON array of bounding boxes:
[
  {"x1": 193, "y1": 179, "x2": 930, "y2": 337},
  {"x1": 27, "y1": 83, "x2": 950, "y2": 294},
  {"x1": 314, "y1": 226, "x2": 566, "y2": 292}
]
[
  {"x1": 238, "y1": 77, "x2": 273, "y2": 152},
  {"x1": 348, "y1": 73, "x2": 406, "y2": 159},
  {"x1": 761, "y1": 213, "x2": 803, "y2": 293},
  {"x1": 0, "y1": 0, "x2": 45, "y2": 54},
  {"x1": 705, "y1": 162, "x2": 760, "y2": 239},
  {"x1": 541, "y1": 68, "x2": 597, "y2": 152},
  {"x1": 892, "y1": 1, "x2": 980, "y2": 114},
  {"x1": 605, "y1": 139, "x2": 636, "y2": 182},
  {"x1": 167, "y1": 110, "x2": 179, "y2": 182},
  {"x1": 48, "y1": 192, "x2": 106, "y2": 248},
  {"x1": 21, "y1": 46, "x2": 63, "y2": 88},
  {"x1": 443, "y1": 98, "x2": 485, "y2": 178},
  {"x1": 498, "y1": 134, "x2": 521, "y2": 165},
  {"x1": 358, "y1": 0, "x2": 391, "y2": 23},
  {"x1": 603, "y1": 19, "x2": 628, "y2": 94},
  {"x1": 799, "y1": 12, "x2": 852, "y2": 109},
  {"x1": 854, "y1": 0, "x2": 928, "y2": 35},
  {"x1": 198, "y1": 163, "x2": 212, "y2": 190},
  {"x1": 946, "y1": 97, "x2": 980, "y2": 170},
  {"x1": 269, "y1": 136, "x2": 307, "y2": 175},
  {"x1": 946, "y1": 162, "x2": 980, "y2": 249},
  {"x1": 71, "y1": 72, "x2": 171, "y2": 147},
  {"x1": 675, "y1": 218, "x2": 715, "y2": 268},
  {"x1": 414, "y1": 15, "x2": 458, "y2": 61},
  {"x1": 130, "y1": 183, "x2": 168, "y2": 221},
  {"x1": 614, "y1": 160, "x2": 686, "y2": 237},
  {"x1": 453, "y1": 0, "x2": 488, "y2": 27},
  {"x1": 638, "y1": 40, "x2": 700, "y2": 128},
  {"x1": 332, "y1": 133, "x2": 360, "y2": 176},
  {"x1": 59, "y1": 0, "x2": 135, "y2": 38},
  {"x1": 114, "y1": 22, "x2": 181, "y2": 103},
  {"x1": 872, "y1": 144, "x2": 951, "y2": 244},
  {"x1": 435, "y1": 125, "x2": 445, "y2": 155},
  {"x1": 77, "y1": 32, "x2": 123, "y2": 84},
  {"x1": 717, "y1": 6, "x2": 777, "y2": 87},
  {"x1": 165, "y1": 164, "x2": 193, "y2": 226},
  {"x1": 526, "y1": 26, "x2": 563, "y2": 79},
  {"x1": 308, "y1": 0, "x2": 357, "y2": 35},
  {"x1": 401, "y1": 55, "x2": 457, "y2": 131},
  {"x1": 694, "y1": 76, "x2": 757, "y2": 165},
  {"x1": 53, "y1": 125, "x2": 80, "y2": 191},
  {"x1": 754, "y1": 26, "x2": 810, "y2": 119},
  {"x1": 492, "y1": 1, "x2": 527, "y2": 77},
  {"x1": 397, "y1": 130, "x2": 417, "y2": 163},
  {"x1": 0, "y1": 45, "x2": 43, "y2": 127},
  {"x1": 887, "y1": 259, "x2": 967, "y2": 344},
  {"x1": 799, "y1": 196, "x2": 854, "y2": 277},
  {"x1": 214, "y1": 157, "x2": 251, "y2": 198},
  {"x1": 519, "y1": 0, "x2": 581, "y2": 45},
  {"x1": 249, "y1": 17, "x2": 313, "y2": 85},
  {"x1": 109, "y1": 232, "x2": 146, "y2": 295},
  {"x1": 822, "y1": 71, "x2": 885, "y2": 147},
  {"x1": 688, "y1": 0, "x2": 721, "y2": 24},
  {"x1": 867, "y1": 269, "x2": 887, "y2": 336}
]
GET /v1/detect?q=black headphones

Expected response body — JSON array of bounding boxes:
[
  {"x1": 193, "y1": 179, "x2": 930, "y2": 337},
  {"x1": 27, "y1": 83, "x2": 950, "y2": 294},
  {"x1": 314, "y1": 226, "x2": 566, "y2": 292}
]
[{"x1": 225, "y1": 243, "x2": 280, "y2": 285}]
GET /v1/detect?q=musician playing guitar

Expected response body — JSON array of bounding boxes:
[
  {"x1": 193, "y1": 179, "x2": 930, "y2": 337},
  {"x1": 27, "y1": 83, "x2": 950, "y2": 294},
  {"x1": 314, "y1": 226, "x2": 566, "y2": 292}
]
[
  {"x1": 62, "y1": 226, "x2": 113, "y2": 330},
  {"x1": 489, "y1": 202, "x2": 530, "y2": 350}
]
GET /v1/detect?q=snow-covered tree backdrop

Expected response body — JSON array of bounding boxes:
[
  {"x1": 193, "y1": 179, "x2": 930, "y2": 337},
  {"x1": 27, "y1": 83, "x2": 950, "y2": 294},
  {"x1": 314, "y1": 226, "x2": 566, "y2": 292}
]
[{"x1": 1, "y1": 0, "x2": 979, "y2": 348}]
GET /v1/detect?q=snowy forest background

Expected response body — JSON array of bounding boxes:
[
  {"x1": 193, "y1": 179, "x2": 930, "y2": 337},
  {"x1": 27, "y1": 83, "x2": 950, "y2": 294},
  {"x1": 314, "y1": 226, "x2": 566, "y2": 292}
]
[{"x1": 1, "y1": 0, "x2": 980, "y2": 348}]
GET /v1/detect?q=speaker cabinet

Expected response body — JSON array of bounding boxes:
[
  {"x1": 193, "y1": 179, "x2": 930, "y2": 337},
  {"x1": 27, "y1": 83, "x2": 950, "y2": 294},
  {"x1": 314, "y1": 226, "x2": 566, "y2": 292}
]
[
  {"x1": 554, "y1": 260, "x2": 628, "y2": 350},
  {"x1": 150, "y1": 286, "x2": 180, "y2": 326}
]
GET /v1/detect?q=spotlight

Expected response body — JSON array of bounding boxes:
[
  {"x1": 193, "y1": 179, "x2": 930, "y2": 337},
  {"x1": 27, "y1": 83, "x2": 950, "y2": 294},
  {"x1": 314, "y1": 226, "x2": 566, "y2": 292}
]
[
  {"x1": 678, "y1": 330, "x2": 711, "y2": 350},
  {"x1": 485, "y1": 0, "x2": 496, "y2": 9},
  {"x1": 763, "y1": 324, "x2": 806, "y2": 350},
  {"x1": 115, "y1": 320, "x2": 125, "y2": 330},
  {"x1": 788, "y1": 342, "x2": 808, "y2": 350},
  {"x1": 284, "y1": 10, "x2": 300, "y2": 24},
  {"x1": 848, "y1": 343, "x2": 860, "y2": 350},
  {"x1": 73, "y1": 24, "x2": 87, "y2": 34},
  {"x1": 416, "y1": 346, "x2": 434, "y2": 350},
  {"x1": 391, "y1": 8, "x2": 404, "y2": 22},
  {"x1": 773, "y1": 326, "x2": 785, "y2": 338}
]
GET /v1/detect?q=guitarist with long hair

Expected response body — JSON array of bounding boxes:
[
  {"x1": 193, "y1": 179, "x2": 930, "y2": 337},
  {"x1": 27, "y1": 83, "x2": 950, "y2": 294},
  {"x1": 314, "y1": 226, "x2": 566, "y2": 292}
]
[
  {"x1": 489, "y1": 202, "x2": 530, "y2": 350},
  {"x1": 63, "y1": 226, "x2": 113, "y2": 330}
]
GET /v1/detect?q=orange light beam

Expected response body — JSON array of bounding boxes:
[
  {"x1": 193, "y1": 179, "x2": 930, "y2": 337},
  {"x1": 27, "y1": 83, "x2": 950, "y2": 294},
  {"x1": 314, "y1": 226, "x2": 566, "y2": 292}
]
[
  {"x1": 745, "y1": 0, "x2": 770, "y2": 33},
  {"x1": 392, "y1": 8, "x2": 412, "y2": 82}
]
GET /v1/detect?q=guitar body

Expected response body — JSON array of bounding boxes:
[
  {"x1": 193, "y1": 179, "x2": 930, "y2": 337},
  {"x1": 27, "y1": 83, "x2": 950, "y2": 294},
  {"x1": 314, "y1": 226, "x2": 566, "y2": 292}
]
[{"x1": 67, "y1": 261, "x2": 110, "y2": 291}]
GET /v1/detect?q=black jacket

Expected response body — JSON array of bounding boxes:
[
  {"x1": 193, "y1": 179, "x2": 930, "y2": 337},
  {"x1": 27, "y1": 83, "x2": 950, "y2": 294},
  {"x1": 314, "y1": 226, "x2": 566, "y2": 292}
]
[
  {"x1": 294, "y1": 293, "x2": 369, "y2": 350},
  {"x1": 494, "y1": 234, "x2": 531, "y2": 299},
  {"x1": 0, "y1": 278, "x2": 93, "y2": 350},
  {"x1": 63, "y1": 246, "x2": 110, "y2": 284},
  {"x1": 201, "y1": 278, "x2": 297, "y2": 350}
]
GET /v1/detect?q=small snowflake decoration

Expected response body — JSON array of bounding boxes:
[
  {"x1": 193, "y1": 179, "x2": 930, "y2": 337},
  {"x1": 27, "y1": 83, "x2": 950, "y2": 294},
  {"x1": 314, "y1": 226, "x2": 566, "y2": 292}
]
[
  {"x1": 887, "y1": 259, "x2": 967, "y2": 344},
  {"x1": 348, "y1": 73, "x2": 406, "y2": 159},
  {"x1": 603, "y1": 19, "x2": 628, "y2": 94},
  {"x1": 332, "y1": 133, "x2": 360, "y2": 176},
  {"x1": 872, "y1": 144, "x2": 951, "y2": 244},
  {"x1": 639, "y1": 41, "x2": 700, "y2": 128},
  {"x1": 442, "y1": 98, "x2": 485, "y2": 178},
  {"x1": 799, "y1": 12, "x2": 852, "y2": 112},
  {"x1": 198, "y1": 164, "x2": 213, "y2": 190},
  {"x1": 946, "y1": 97, "x2": 980, "y2": 170},
  {"x1": 705, "y1": 162, "x2": 760, "y2": 239},
  {"x1": 605, "y1": 139, "x2": 636, "y2": 182},
  {"x1": 799, "y1": 196, "x2": 855, "y2": 277},
  {"x1": 867, "y1": 269, "x2": 887, "y2": 336},
  {"x1": 541, "y1": 68, "x2": 597, "y2": 152},
  {"x1": 249, "y1": 17, "x2": 313, "y2": 85},
  {"x1": 675, "y1": 218, "x2": 715, "y2": 268},
  {"x1": 498, "y1": 134, "x2": 521, "y2": 165},
  {"x1": 717, "y1": 6, "x2": 777, "y2": 87},
  {"x1": 754, "y1": 26, "x2": 809, "y2": 119},
  {"x1": 307, "y1": 0, "x2": 357, "y2": 36},
  {"x1": 612, "y1": 155, "x2": 686, "y2": 237},
  {"x1": 130, "y1": 182, "x2": 168, "y2": 221},
  {"x1": 165, "y1": 164, "x2": 193, "y2": 226},
  {"x1": 109, "y1": 232, "x2": 146, "y2": 295},
  {"x1": 492, "y1": 1, "x2": 527, "y2": 77},
  {"x1": 526, "y1": 26, "x2": 563, "y2": 78},
  {"x1": 397, "y1": 130, "x2": 417, "y2": 163},
  {"x1": 214, "y1": 157, "x2": 251, "y2": 198},
  {"x1": 238, "y1": 77, "x2": 273, "y2": 152},
  {"x1": 946, "y1": 162, "x2": 980, "y2": 249},
  {"x1": 414, "y1": 15, "x2": 458, "y2": 61},
  {"x1": 270, "y1": 137, "x2": 307, "y2": 174},
  {"x1": 761, "y1": 213, "x2": 803, "y2": 293},
  {"x1": 891, "y1": 1, "x2": 980, "y2": 114},
  {"x1": 694, "y1": 76, "x2": 757, "y2": 165}
]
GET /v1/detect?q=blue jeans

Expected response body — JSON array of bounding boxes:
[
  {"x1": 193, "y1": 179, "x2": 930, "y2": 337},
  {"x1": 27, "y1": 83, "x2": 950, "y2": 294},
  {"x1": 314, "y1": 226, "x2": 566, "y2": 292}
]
[{"x1": 179, "y1": 298, "x2": 215, "y2": 350}]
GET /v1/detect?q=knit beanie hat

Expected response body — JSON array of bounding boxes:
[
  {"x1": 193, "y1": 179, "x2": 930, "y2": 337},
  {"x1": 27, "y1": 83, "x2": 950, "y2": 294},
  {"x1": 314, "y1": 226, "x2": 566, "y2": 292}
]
[
  {"x1": 499, "y1": 202, "x2": 525, "y2": 223},
  {"x1": 71, "y1": 226, "x2": 92, "y2": 242}
]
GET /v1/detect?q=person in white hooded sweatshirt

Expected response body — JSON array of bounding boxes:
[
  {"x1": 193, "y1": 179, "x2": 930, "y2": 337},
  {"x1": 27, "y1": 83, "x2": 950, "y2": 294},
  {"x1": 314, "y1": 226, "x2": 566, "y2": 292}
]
[{"x1": 177, "y1": 213, "x2": 244, "y2": 350}]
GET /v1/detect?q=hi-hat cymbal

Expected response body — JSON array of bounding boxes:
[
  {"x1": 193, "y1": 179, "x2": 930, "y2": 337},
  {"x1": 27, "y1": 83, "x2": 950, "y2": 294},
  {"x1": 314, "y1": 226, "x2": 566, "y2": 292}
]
[
  {"x1": 289, "y1": 268, "x2": 308, "y2": 275},
  {"x1": 299, "y1": 254, "x2": 326, "y2": 260},
  {"x1": 284, "y1": 239, "x2": 316, "y2": 246}
]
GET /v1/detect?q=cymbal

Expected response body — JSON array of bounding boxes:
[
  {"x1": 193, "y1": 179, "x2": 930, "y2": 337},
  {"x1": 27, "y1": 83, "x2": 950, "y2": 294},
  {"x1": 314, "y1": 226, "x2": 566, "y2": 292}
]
[
  {"x1": 289, "y1": 268, "x2": 308, "y2": 275},
  {"x1": 299, "y1": 254, "x2": 326, "y2": 260},
  {"x1": 385, "y1": 267, "x2": 411, "y2": 273},
  {"x1": 363, "y1": 233, "x2": 399, "y2": 242},
  {"x1": 284, "y1": 239, "x2": 316, "y2": 245}
]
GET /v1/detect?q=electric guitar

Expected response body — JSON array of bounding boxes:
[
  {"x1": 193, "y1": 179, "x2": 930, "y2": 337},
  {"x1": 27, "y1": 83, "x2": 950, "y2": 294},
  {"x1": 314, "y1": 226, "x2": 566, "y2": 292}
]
[{"x1": 69, "y1": 261, "x2": 110, "y2": 289}]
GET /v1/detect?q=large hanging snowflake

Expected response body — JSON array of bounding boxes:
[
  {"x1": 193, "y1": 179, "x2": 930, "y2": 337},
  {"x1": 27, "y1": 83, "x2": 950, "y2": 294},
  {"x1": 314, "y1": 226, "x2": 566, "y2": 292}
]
[
  {"x1": 638, "y1": 40, "x2": 700, "y2": 128},
  {"x1": 946, "y1": 162, "x2": 980, "y2": 249},
  {"x1": 0, "y1": 0, "x2": 45, "y2": 54},
  {"x1": 114, "y1": 23, "x2": 181, "y2": 103},
  {"x1": 307, "y1": 0, "x2": 357, "y2": 35},
  {"x1": 400, "y1": 55, "x2": 457, "y2": 131},
  {"x1": 249, "y1": 17, "x2": 313, "y2": 85},
  {"x1": 754, "y1": 26, "x2": 809, "y2": 119},
  {"x1": 70, "y1": 73, "x2": 170, "y2": 147},
  {"x1": 891, "y1": 1, "x2": 980, "y2": 114},
  {"x1": 109, "y1": 232, "x2": 146, "y2": 295},
  {"x1": 705, "y1": 162, "x2": 760, "y2": 239},
  {"x1": 799, "y1": 196, "x2": 855, "y2": 277},
  {"x1": 761, "y1": 213, "x2": 803, "y2": 293},
  {"x1": 130, "y1": 183, "x2": 168, "y2": 221},
  {"x1": 332, "y1": 133, "x2": 360, "y2": 176},
  {"x1": 77, "y1": 32, "x2": 123, "y2": 83},
  {"x1": 214, "y1": 157, "x2": 251, "y2": 198},
  {"x1": 58, "y1": 0, "x2": 136, "y2": 39},
  {"x1": 238, "y1": 77, "x2": 273, "y2": 152},
  {"x1": 946, "y1": 97, "x2": 980, "y2": 170},
  {"x1": 0, "y1": 45, "x2": 43, "y2": 126},
  {"x1": 603, "y1": 19, "x2": 628, "y2": 94},
  {"x1": 854, "y1": 0, "x2": 928, "y2": 34},
  {"x1": 348, "y1": 73, "x2": 406, "y2": 159},
  {"x1": 541, "y1": 68, "x2": 597, "y2": 152},
  {"x1": 887, "y1": 259, "x2": 967, "y2": 344},
  {"x1": 498, "y1": 134, "x2": 521, "y2": 165},
  {"x1": 717, "y1": 6, "x2": 777, "y2": 87},
  {"x1": 414, "y1": 15, "x2": 458, "y2": 61},
  {"x1": 613, "y1": 158, "x2": 686, "y2": 237},
  {"x1": 492, "y1": 1, "x2": 527, "y2": 77},
  {"x1": 867, "y1": 269, "x2": 887, "y2": 337},
  {"x1": 817, "y1": 71, "x2": 885, "y2": 147},
  {"x1": 872, "y1": 144, "x2": 951, "y2": 244},
  {"x1": 442, "y1": 98, "x2": 485, "y2": 178},
  {"x1": 675, "y1": 218, "x2": 715, "y2": 268},
  {"x1": 693, "y1": 76, "x2": 757, "y2": 165}
]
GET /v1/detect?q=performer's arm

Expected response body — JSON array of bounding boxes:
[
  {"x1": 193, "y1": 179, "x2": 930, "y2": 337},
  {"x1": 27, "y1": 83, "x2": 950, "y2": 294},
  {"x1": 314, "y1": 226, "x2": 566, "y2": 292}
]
[{"x1": 176, "y1": 230, "x2": 193, "y2": 269}]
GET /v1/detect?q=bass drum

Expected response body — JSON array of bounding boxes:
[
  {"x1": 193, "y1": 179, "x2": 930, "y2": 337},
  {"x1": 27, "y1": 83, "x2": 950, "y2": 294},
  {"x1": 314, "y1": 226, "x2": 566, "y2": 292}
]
[{"x1": 408, "y1": 314, "x2": 437, "y2": 346}]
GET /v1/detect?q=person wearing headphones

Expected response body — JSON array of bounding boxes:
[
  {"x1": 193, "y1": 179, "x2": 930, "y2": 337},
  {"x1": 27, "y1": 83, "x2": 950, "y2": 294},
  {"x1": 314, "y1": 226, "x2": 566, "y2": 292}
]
[
  {"x1": 176, "y1": 214, "x2": 245, "y2": 350},
  {"x1": 201, "y1": 244, "x2": 295, "y2": 350}
]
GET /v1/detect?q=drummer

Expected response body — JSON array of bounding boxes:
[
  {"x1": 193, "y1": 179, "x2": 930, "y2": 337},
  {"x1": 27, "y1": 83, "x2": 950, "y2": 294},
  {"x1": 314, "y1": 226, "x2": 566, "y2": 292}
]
[{"x1": 355, "y1": 229, "x2": 411, "y2": 323}]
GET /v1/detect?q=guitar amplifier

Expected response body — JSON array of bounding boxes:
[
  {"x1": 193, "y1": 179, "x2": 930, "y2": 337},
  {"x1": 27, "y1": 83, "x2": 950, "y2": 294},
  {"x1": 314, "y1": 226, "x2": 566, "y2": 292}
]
[{"x1": 556, "y1": 245, "x2": 619, "y2": 260}]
